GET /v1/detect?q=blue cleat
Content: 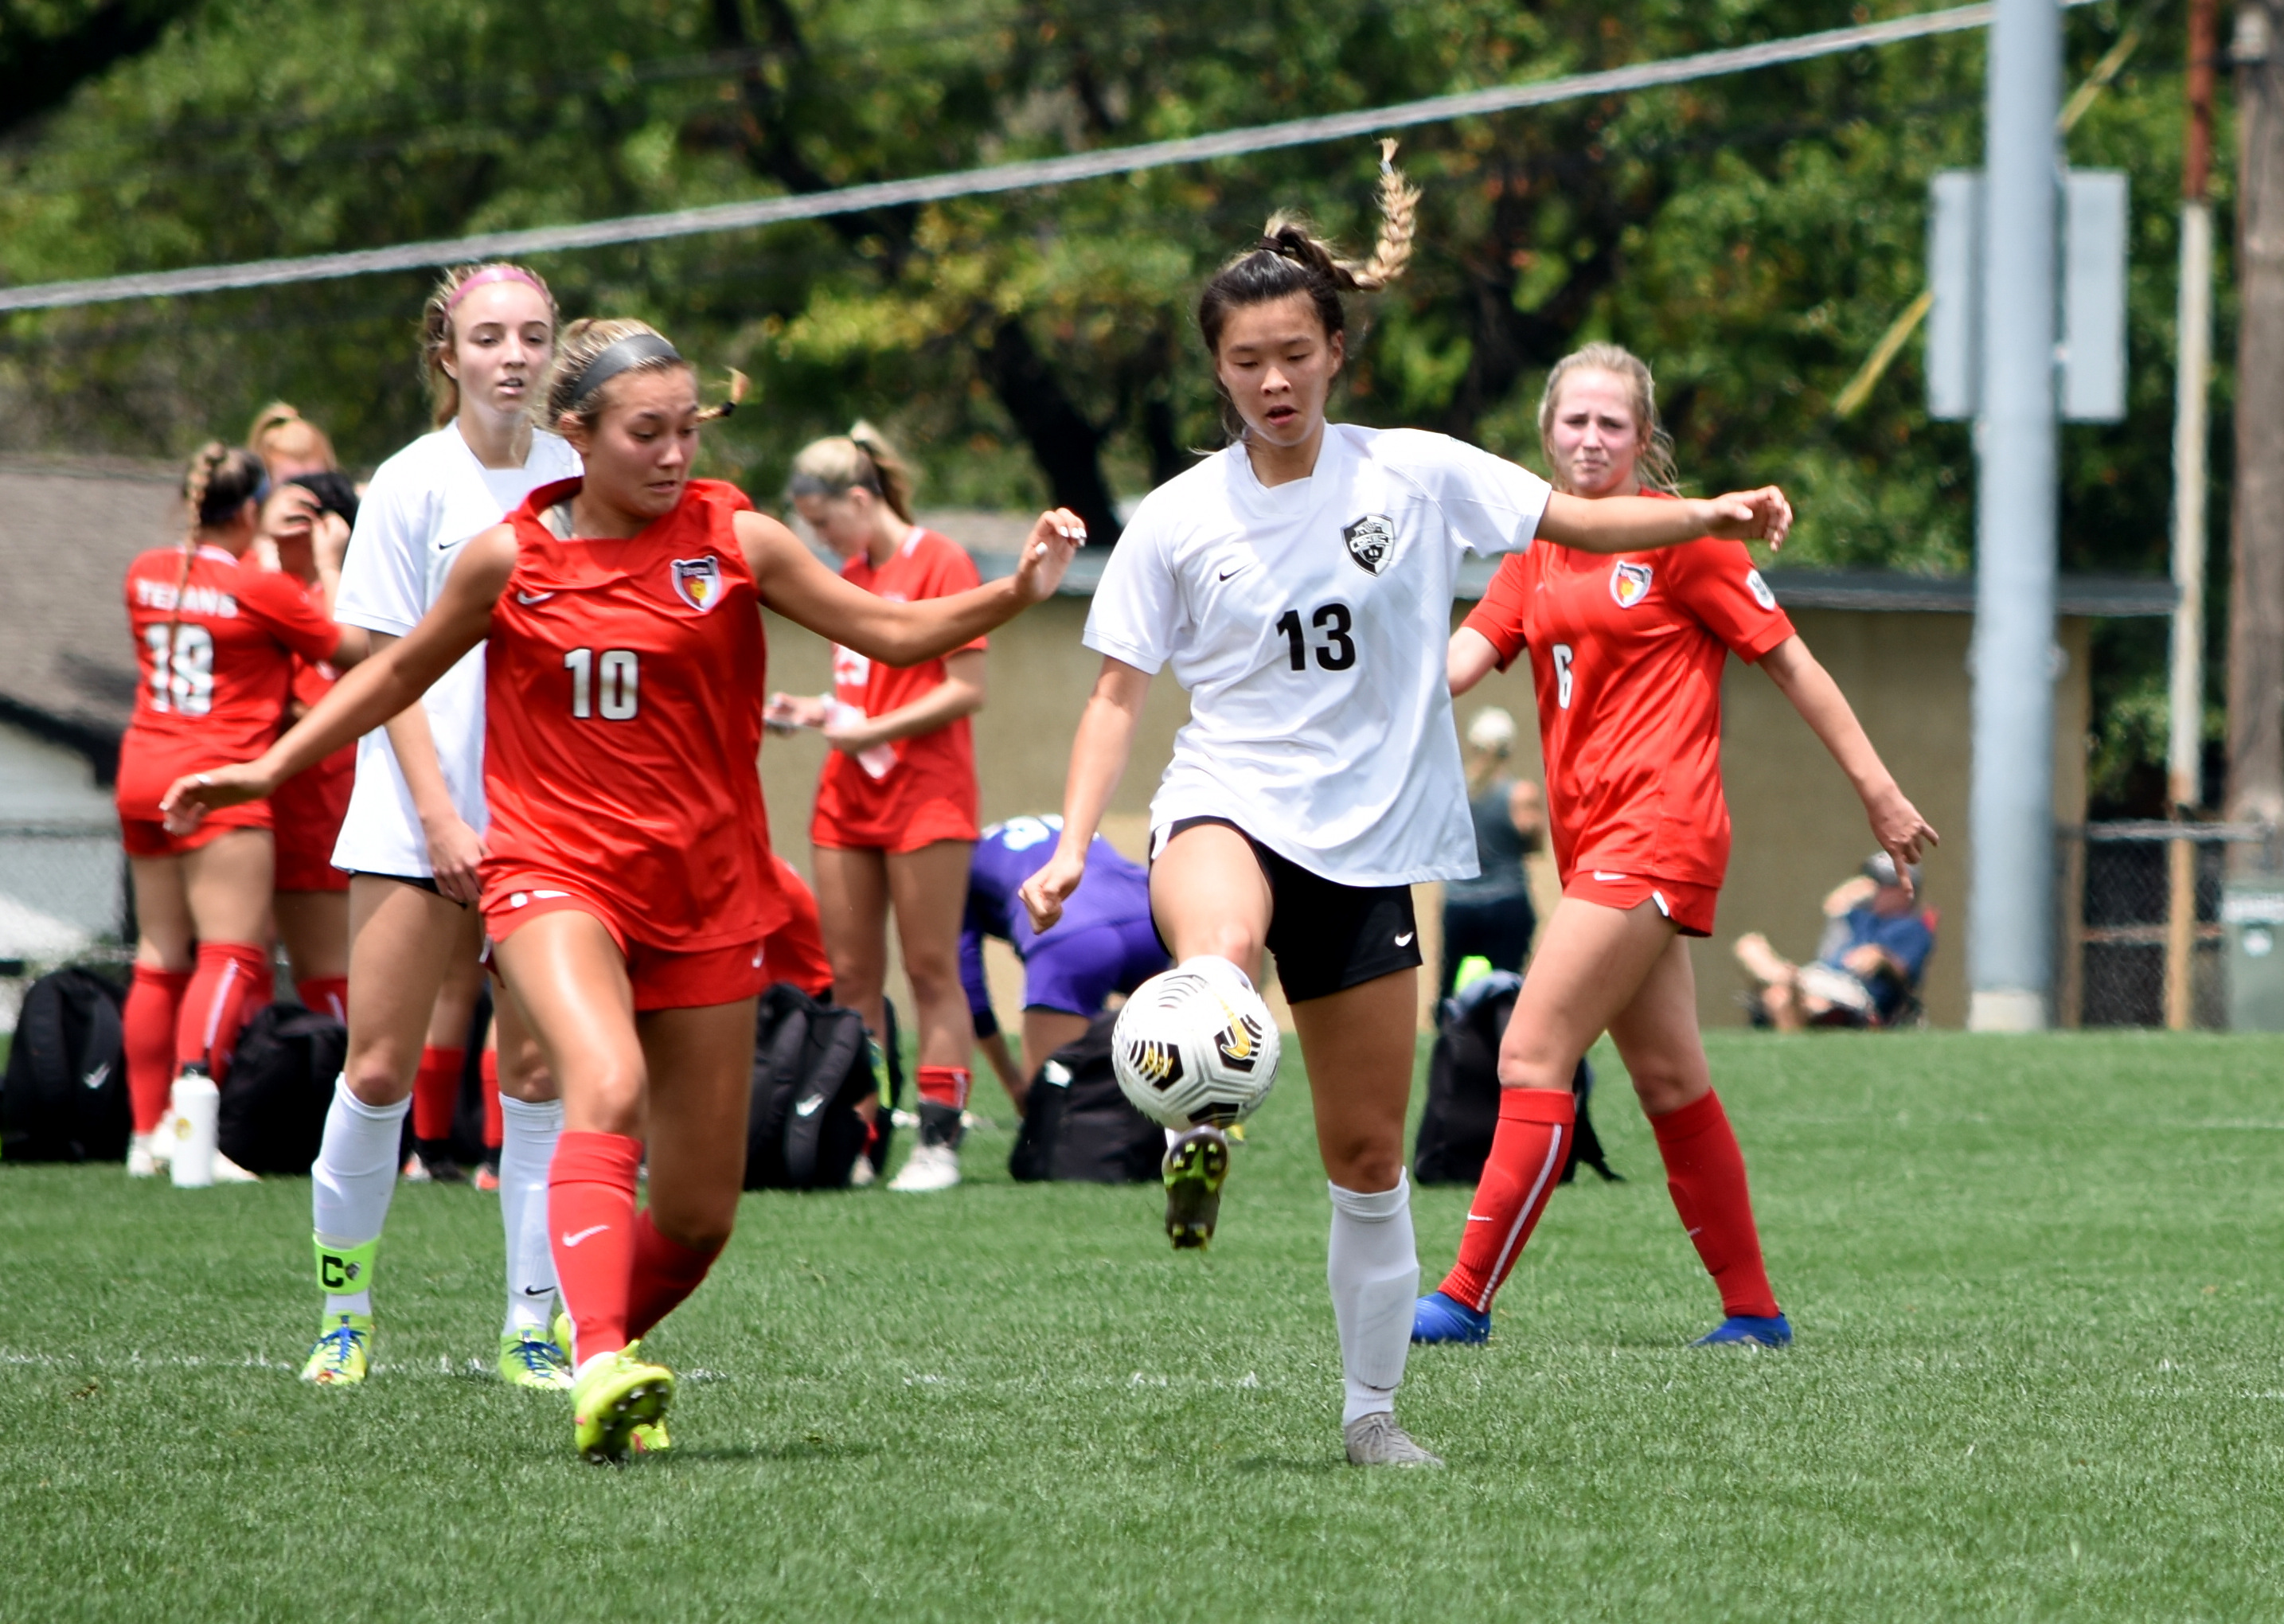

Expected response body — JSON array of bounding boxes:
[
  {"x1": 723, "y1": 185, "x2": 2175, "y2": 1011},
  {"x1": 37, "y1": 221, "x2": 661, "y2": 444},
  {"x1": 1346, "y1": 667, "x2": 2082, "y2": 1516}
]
[
  {"x1": 1692, "y1": 1313, "x2": 1792, "y2": 1348},
  {"x1": 1411, "y1": 1290, "x2": 1492, "y2": 1345}
]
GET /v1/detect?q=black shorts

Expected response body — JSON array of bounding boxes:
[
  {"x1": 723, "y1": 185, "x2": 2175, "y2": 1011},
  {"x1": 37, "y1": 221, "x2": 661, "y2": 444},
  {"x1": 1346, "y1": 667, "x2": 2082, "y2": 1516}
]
[
  {"x1": 1150, "y1": 817, "x2": 1420, "y2": 1004},
  {"x1": 344, "y1": 870, "x2": 463, "y2": 908}
]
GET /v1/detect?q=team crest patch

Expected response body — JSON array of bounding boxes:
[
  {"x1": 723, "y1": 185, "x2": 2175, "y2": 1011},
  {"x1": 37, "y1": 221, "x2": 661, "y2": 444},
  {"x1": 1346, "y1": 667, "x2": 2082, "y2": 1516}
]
[
  {"x1": 1342, "y1": 513, "x2": 1396, "y2": 576},
  {"x1": 1610, "y1": 560, "x2": 1653, "y2": 609},
  {"x1": 671, "y1": 556, "x2": 724, "y2": 612},
  {"x1": 1746, "y1": 568, "x2": 1777, "y2": 611}
]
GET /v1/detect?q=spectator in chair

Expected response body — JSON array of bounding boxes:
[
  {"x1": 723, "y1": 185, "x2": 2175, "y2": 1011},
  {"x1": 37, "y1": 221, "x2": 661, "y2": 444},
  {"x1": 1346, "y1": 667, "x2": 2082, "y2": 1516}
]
[{"x1": 1734, "y1": 853, "x2": 1935, "y2": 1029}]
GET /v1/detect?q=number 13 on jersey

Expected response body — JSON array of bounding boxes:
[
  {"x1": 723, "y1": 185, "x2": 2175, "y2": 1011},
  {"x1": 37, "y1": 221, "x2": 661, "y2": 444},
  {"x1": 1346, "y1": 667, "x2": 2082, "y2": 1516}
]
[
  {"x1": 1275, "y1": 602, "x2": 1356, "y2": 672},
  {"x1": 564, "y1": 647, "x2": 639, "y2": 720}
]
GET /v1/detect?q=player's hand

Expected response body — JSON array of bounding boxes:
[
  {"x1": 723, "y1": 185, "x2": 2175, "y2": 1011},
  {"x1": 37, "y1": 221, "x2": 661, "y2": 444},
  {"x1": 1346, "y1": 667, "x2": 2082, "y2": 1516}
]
[
  {"x1": 822, "y1": 716, "x2": 884, "y2": 755},
  {"x1": 1012, "y1": 509, "x2": 1086, "y2": 604},
  {"x1": 1694, "y1": 486, "x2": 1793, "y2": 550},
  {"x1": 764, "y1": 691, "x2": 826, "y2": 734},
  {"x1": 420, "y1": 812, "x2": 487, "y2": 907},
  {"x1": 313, "y1": 509, "x2": 352, "y2": 577},
  {"x1": 1017, "y1": 844, "x2": 1088, "y2": 934},
  {"x1": 159, "y1": 763, "x2": 275, "y2": 833},
  {"x1": 1864, "y1": 783, "x2": 1938, "y2": 898}
]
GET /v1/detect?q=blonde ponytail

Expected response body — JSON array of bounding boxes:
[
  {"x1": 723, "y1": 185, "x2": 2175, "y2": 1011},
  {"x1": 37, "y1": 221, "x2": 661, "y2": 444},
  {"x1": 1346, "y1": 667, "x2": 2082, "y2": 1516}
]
[{"x1": 789, "y1": 420, "x2": 918, "y2": 524}]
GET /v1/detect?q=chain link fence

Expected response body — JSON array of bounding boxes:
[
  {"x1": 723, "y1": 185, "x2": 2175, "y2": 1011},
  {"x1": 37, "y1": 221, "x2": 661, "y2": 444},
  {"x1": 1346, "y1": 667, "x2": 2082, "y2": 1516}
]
[
  {"x1": 0, "y1": 820, "x2": 129, "y2": 1030},
  {"x1": 2060, "y1": 822, "x2": 2279, "y2": 1029}
]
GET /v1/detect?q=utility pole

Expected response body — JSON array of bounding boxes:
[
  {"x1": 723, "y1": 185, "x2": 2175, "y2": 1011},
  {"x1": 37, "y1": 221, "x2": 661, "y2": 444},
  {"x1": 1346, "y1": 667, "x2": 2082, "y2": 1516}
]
[
  {"x1": 2232, "y1": 1, "x2": 2284, "y2": 850},
  {"x1": 2165, "y1": 0, "x2": 2220, "y2": 1030},
  {"x1": 1968, "y1": 0, "x2": 2064, "y2": 1032}
]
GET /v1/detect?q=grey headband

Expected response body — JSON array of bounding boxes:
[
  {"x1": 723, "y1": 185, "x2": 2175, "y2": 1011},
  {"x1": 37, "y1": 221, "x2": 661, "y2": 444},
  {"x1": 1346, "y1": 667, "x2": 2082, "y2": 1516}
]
[{"x1": 566, "y1": 332, "x2": 683, "y2": 410}]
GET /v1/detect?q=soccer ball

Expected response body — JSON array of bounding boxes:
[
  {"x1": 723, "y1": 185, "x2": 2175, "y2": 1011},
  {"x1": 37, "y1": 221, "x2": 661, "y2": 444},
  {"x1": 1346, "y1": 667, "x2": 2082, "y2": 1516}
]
[{"x1": 1111, "y1": 959, "x2": 1282, "y2": 1130}]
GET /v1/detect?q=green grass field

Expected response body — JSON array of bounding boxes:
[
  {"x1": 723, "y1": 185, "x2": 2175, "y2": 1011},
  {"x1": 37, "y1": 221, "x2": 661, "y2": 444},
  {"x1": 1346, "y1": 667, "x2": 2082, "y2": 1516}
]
[{"x1": 6, "y1": 1031, "x2": 2284, "y2": 1620}]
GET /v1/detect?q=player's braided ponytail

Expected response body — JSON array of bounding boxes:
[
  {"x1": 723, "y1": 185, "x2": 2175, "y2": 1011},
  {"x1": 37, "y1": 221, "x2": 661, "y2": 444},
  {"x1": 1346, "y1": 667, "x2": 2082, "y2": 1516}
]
[
  {"x1": 181, "y1": 441, "x2": 264, "y2": 530},
  {"x1": 1197, "y1": 139, "x2": 1420, "y2": 358},
  {"x1": 1537, "y1": 343, "x2": 1683, "y2": 497}
]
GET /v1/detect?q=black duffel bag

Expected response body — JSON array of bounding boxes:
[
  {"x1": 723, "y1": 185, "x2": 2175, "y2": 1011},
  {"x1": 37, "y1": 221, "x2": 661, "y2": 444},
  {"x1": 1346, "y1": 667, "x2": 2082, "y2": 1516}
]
[
  {"x1": 1009, "y1": 1009, "x2": 1163, "y2": 1184},
  {"x1": 1412, "y1": 970, "x2": 1618, "y2": 1187},
  {"x1": 2, "y1": 965, "x2": 129, "y2": 1163},
  {"x1": 744, "y1": 983, "x2": 890, "y2": 1190},
  {"x1": 218, "y1": 1002, "x2": 348, "y2": 1175}
]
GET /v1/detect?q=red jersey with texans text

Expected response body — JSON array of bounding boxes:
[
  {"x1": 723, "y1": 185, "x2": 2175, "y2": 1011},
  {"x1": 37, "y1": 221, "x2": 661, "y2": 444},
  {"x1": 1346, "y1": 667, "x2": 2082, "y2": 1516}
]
[
  {"x1": 116, "y1": 544, "x2": 342, "y2": 818},
  {"x1": 481, "y1": 478, "x2": 789, "y2": 947},
  {"x1": 271, "y1": 577, "x2": 357, "y2": 846},
  {"x1": 810, "y1": 527, "x2": 983, "y2": 850},
  {"x1": 1462, "y1": 500, "x2": 1793, "y2": 889}
]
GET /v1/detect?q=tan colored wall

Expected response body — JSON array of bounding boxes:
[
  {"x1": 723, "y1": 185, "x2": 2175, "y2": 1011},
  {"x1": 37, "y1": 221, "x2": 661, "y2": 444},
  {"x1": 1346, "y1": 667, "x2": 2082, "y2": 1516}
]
[{"x1": 757, "y1": 595, "x2": 2091, "y2": 1038}]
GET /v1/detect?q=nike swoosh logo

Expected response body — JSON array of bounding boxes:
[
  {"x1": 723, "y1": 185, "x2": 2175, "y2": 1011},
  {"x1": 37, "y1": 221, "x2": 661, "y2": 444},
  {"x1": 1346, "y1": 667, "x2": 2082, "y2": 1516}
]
[
  {"x1": 794, "y1": 1096, "x2": 825, "y2": 1117},
  {"x1": 1218, "y1": 564, "x2": 1251, "y2": 581},
  {"x1": 84, "y1": 1063, "x2": 111, "y2": 1090},
  {"x1": 521, "y1": 1285, "x2": 555, "y2": 1297},
  {"x1": 1394, "y1": 931, "x2": 1415, "y2": 947},
  {"x1": 559, "y1": 1225, "x2": 608, "y2": 1247},
  {"x1": 1466, "y1": 1214, "x2": 1492, "y2": 1223},
  {"x1": 1592, "y1": 871, "x2": 1627, "y2": 882},
  {"x1": 516, "y1": 590, "x2": 555, "y2": 605}
]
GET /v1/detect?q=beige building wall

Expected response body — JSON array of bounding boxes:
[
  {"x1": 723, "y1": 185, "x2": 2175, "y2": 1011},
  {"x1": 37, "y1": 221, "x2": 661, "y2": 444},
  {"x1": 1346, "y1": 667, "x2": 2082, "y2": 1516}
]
[{"x1": 758, "y1": 595, "x2": 2091, "y2": 1039}]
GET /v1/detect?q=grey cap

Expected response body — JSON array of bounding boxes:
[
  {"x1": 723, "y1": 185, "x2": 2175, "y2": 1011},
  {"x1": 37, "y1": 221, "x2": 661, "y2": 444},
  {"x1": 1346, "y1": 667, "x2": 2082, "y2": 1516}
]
[{"x1": 1864, "y1": 851, "x2": 1923, "y2": 888}]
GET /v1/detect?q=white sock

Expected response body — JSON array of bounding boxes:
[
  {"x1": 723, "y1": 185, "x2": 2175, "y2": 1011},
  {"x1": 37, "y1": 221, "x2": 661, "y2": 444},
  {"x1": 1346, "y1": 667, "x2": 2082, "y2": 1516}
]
[
  {"x1": 312, "y1": 1076, "x2": 409, "y2": 1318},
  {"x1": 1327, "y1": 1173, "x2": 1419, "y2": 1427},
  {"x1": 498, "y1": 1095, "x2": 564, "y2": 1333}
]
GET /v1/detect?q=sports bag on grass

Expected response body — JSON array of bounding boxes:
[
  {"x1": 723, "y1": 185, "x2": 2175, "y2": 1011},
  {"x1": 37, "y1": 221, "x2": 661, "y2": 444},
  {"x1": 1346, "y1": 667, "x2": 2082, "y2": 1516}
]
[
  {"x1": 744, "y1": 983, "x2": 891, "y2": 1190},
  {"x1": 1412, "y1": 970, "x2": 1618, "y2": 1187},
  {"x1": 218, "y1": 1001, "x2": 348, "y2": 1175},
  {"x1": 1008, "y1": 1010, "x2": 1162, "y2": 1185},
  {"x1": 2, "y1": 965, "x2": 128, "y2": 1163}
]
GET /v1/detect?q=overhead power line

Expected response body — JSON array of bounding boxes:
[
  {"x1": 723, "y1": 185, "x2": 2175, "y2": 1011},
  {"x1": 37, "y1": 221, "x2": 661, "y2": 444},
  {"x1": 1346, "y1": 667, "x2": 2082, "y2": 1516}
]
[{"x1": 0, "y1": 1, "x2": 2091, "y2": 315}]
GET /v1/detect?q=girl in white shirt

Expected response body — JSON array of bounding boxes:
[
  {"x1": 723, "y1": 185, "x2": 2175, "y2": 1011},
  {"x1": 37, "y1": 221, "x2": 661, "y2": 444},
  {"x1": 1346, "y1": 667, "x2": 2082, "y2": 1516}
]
[
  {"x1": 1020, "y1": 146, "x2": 1793, "y2": 1467},
  {"x1": 299, "y1": 263, "x2": 585, "y2": 1392}
]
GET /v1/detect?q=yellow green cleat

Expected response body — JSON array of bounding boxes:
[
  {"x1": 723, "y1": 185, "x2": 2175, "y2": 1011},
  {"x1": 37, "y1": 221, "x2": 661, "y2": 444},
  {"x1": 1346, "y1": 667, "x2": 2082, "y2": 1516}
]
[
  {"x1": 299, "y1": 1312, "x2": 372, "y2": 1385},
  {"x1": 572, "y1": 1349, "x2": 674, "y2": 1464},
  {"x1": 498, "y1": 1328, "x2": 573, "y2": 1390}
]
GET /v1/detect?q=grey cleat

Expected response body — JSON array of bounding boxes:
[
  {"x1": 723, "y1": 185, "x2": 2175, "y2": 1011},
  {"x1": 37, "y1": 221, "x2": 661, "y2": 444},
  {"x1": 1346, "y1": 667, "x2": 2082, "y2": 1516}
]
[{"x1": 1343, "y1": 1411, "x2": 1444, "y2": 1467}]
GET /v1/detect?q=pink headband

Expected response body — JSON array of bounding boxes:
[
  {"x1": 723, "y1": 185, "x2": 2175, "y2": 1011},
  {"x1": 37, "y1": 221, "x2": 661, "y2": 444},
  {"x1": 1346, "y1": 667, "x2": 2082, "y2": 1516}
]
[{"x1": 447, "y1": 265, "x2": 545, "y2": 310}]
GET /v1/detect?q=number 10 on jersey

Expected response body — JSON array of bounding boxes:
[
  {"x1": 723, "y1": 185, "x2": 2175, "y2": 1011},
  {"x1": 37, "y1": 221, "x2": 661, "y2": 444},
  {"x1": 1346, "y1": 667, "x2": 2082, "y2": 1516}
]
[{"x1": 564, "y1": 647, "x2": 639, "y2": 720}]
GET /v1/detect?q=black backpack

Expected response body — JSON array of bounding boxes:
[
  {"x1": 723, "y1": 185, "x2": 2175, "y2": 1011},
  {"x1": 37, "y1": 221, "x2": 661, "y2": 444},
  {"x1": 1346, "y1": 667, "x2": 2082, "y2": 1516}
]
[
  {"x1": 218, "y1": 1001, "x2": 349, "y2": 1174},
  {"x1": 2, "y1": 965, "x2": 129, "y2": 1163},
  {"x1": 1008, "y1": 1010, "x2": 1163, "y2": 1184},
  {"x1": 743, "y1": 983, "x2": 895, "y2": 1190},
  {"x1": 1412, "y1": 970, "x2": 1618, "y2": 1187}
]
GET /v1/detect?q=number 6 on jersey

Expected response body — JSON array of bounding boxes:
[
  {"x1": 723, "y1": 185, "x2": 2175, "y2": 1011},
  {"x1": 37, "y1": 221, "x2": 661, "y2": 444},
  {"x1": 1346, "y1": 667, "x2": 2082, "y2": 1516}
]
[{"x1": 564, "y1": 647, "x2": 639, "y2": 720}]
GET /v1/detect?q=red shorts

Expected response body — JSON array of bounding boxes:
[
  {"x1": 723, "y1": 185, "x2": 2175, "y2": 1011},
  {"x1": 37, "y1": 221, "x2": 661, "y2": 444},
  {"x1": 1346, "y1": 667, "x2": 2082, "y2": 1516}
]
[
  {"x1": 1562, "y1": 869, "x2": 1719, "y2": 938},
  {"x1": 483, "y1": 883, "x2": 769, "y2": 1013},
  {"x1": 810, "y1": 756, "x2": 979, "y2": 854},
  {"x1": 119, "y1": 802, "x2": 271, "y2": 859},
  {"x1": 271, "y1": 754, "x2": 352, "y2": 893}
]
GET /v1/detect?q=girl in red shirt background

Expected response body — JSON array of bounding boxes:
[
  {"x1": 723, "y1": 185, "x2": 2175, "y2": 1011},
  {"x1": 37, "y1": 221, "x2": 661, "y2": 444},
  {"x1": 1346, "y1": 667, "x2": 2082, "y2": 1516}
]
[
  {"x1": 768, "y1": 425, "x2": 991, "y2": 1193},
  {"x1": 1414, "y1": 343, "x2": 1937, "y2": 1349},
  {"x1": 118, "y1": 443, "x2": 359, "y2": 1176}
]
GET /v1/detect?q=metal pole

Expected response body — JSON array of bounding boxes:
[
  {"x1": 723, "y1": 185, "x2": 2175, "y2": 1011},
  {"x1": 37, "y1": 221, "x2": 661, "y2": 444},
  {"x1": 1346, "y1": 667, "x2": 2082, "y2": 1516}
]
[
  {"x1": 1969, "y1": 0, "x2": 2064, "y2": 1032},
  {"x1": 2165, "y1": 0, "x2": 2219, "y2": 1030}
]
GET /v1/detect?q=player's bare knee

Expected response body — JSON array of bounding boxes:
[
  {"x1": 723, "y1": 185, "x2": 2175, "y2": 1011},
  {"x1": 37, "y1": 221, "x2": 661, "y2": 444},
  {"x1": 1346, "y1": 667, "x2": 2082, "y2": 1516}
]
[
  {"x1": 1629, "y1": 1064, "x2": 1705, "y2": 1116},
  {"x1": 342, "y1": 1048, "x2": 413, "y2": 1107},
  {"x1": 1496, "y1": 1052, "x2": 1574, "y2": 1092}
]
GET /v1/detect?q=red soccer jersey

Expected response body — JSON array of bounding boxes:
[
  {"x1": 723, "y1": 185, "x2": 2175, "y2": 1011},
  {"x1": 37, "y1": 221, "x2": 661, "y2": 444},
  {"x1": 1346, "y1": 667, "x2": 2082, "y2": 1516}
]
[
  {"x1": 481, "y1": 478, "x2": 789, "y2": 950},
  {"x1": 271, "y1": 577, "x2": 356, "y2": 863},
  {"x1": 810, "y1": 527, "x2": 983, "y2": 851},
  {"x1": 116, "y1": 544, "x2": 342, "y2": 818},
  {"x1": 1463, "y1": 504, "x2": 1793, "y2": 890}
]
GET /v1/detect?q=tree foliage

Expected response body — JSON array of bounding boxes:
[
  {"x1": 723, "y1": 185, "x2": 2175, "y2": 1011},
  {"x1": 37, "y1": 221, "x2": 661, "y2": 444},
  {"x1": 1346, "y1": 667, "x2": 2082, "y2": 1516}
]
[{"x1": 0, "y1": 0, "x2": 2221, "y2": 596}]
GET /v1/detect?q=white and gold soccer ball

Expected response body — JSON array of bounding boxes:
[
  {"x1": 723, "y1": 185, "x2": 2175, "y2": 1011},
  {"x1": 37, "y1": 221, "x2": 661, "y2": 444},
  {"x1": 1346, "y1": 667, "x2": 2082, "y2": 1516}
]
[{"x1": 1111, "y1": 958, "x2": 1282, "y2": 1130}]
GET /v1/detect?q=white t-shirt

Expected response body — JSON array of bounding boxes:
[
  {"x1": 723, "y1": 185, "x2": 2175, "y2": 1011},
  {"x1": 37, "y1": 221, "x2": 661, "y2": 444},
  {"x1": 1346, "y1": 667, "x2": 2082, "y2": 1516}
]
[
  {"x1": 330, "y1": 425, "x2": 581, "y2": 876},
  {"x1": 1084, "y1": 424, "x2": 1551, "y2": 887}
]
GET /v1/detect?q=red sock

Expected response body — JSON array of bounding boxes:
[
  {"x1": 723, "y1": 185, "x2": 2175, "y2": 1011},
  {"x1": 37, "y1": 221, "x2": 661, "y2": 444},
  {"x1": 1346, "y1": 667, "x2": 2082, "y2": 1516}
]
[
  {"x1": 1437, "y1": 1087, "x2": 1575, "y2": 1314},
  {"x1": 411, "y1": 1045, "x2": 464, "y2": 1142},
  {"x1": 124, "y1": 965, "x2": 191, "y2": 1134},
  {"x1": 480, "y1": 1050, "x2": 502, "y2": 1152},
  {"x1": 625, "y1": 1208, "x2": 724, "y2": 1343},
  {"x1": 916, "y1": 1064, "x2": 970, "y2": 1111},
  {"x1": 296, "y1": 976, "x2": 349, "y2": 1024},
  {"x1": 175, "y1": 941, "x2": 271, "y2": 1083},
  {"x1": 1650, "y1": 1090, "x2": 1780, "y2": 1319},
  {"x1": 549, "y1": 1131, "x2": 642, "y2": 1365}
]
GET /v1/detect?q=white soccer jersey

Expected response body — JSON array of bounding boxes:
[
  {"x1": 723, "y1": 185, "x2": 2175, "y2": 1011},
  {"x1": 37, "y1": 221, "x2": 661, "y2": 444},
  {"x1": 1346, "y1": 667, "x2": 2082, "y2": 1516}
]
[
  {"x1": 1085, "y1": 424, "x2": 1551, "y2": 886},
  {"x1": 330, "y1": 425, "x2": 581, "y2": 877}
]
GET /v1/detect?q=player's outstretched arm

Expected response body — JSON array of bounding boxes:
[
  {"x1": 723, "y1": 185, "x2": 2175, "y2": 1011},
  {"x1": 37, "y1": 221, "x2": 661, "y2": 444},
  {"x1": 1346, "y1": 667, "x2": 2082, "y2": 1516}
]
[
  {"x1": 1759, "y1": 634, "x2": 1939, "y2": 893},
  {"x1": 160, "y1": 525, "x2": 513, "y2": 831},
  {"x1": 1448, "y1": 627, "x2": 1501, "y2": 696},
  {"x1": 740, "y1": 508, "x2": 1083, "y2": 664},
  {"x1": 1019, "y1": 658, "x2": 1151, "y2": 934},
  {"x1": 1540, "y1": 486, "x2": 1792, "y2": 555}
]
